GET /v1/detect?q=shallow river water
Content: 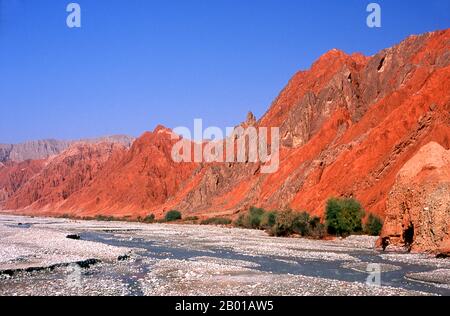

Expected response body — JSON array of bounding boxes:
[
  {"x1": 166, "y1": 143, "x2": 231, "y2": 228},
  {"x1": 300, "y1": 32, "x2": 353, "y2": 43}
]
[{"x1": 0, "y1": 215, "x2": 449, "y2": 296}]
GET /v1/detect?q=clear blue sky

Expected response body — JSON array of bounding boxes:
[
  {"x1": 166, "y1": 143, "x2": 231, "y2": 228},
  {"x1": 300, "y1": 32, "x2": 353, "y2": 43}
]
[{"x1": 0, "y1": 0, "x2": 449, "y2": 143}]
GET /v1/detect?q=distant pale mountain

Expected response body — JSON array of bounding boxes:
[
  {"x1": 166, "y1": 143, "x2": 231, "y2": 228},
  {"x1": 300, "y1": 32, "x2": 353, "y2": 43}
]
[{"x1": 0, "y1": 135, "x2": 135, "y2": 163}]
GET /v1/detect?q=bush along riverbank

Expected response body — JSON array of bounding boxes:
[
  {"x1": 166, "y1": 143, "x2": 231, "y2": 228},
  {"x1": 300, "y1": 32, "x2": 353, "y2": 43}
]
[
  {"x1": 57, "y1": 198, "x2": 384, "y2": 240},
  {"x1": 232, "y1": 198, "x2": 383, "y2": 239}
]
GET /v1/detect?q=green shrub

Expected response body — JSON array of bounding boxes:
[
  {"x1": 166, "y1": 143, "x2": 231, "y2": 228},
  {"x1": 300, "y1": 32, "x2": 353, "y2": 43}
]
[
  {"x1": 201, "y1": 217, "x2": 232, "y2": 226},
  {"x1": 325, "y1": 198, "x2": 364, "y2": 237},
  {"x1": 235, "y1": 207, "x2": 327, "y2": 239},
  {"x1": 234, "y1": 207, "x2": 266, "y2": 229},
  {"x1": 270, "y1": 210, "x2": 325, "y2": 238},
  {"x1": 292, "y1": 212, "x2": 311, "y2": 236},
  {"x1": 364, "y1": 214, "x2": 383, "y2": 236},
  {"x1": 247, "y1": 207, "x2": 265, "y2": 228},
  {"x1": 142, "y1": 214, "x2": 155, "y2": 224},
  {"x1": 270, "y1": 209, "x2": 298, "y2": 237},
  {"x1": 260, "y1": 211, "x2": 277, "y2": 229},
  {"x1": 165, "y1": 210, "x2": 182, "y2": 222}
]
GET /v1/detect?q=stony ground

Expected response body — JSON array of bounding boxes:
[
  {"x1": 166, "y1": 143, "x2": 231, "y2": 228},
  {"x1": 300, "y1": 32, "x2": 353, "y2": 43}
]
[{"x1": 0, "y1": 215, "x2": 449, "y2": 296}]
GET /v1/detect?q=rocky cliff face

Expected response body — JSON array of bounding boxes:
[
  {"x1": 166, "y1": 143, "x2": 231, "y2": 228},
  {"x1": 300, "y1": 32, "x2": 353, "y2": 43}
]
[
  {"x1": 162, "y1": 29, "x2": 450, "y2": 218},
  {"x1": 379, "y1": 142, "x2": 450, "y2": 255},
  {"x1": 1, "y1": 30, "x2": 449, "y2": 234}
]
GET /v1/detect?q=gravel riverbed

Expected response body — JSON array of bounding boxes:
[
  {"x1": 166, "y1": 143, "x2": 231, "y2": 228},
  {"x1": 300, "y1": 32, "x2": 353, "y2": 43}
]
[{"x1": 0, "y1": 215, "x2": 449, "y2": 296}]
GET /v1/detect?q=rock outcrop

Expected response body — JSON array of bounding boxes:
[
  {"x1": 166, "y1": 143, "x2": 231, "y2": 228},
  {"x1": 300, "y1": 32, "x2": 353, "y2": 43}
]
[{"x1": 379, "y1": 142, "x2": 450, "y2": 254}]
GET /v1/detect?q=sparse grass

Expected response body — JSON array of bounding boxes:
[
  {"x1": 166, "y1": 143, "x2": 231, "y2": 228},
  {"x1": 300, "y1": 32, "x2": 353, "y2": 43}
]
[
  {"x1": 200, "y1": 217, "x2": 232, "y2": 226},
  {"x1": 234, "y1": 214, "x2": 245, "y2": 227},
  {"x1": 184, "y1": 216, "x2": 199, "y2": 222},
  {"x1": 141, "y1": 214, "x2": 155, "y2": 224},
  {"x1": 94, "y1": 215, "x2": 117, "y2": 222}
]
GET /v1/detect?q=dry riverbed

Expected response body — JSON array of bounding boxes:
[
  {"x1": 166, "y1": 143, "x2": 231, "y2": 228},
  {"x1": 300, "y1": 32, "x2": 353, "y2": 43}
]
[{"x1": 0, "y1": 215, "x2": 449, "y2": 296}]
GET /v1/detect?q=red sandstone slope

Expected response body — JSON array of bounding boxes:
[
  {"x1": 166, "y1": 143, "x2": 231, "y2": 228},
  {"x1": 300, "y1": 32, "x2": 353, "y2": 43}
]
[
  {"x1": 0, "y1": 160, "x2": 46, "y2": 207},
  {"x1": 163, "y1": 29, "x2": 450, "y2": 218},
  {"x1": 56, "y1": 126, "x2": 199, "y2": 217},
  {"x1": 1, "y1": 29, "x2": 449, "y2": 221},
  {"x1": 4, "y1": 142, "x2": 126, "y2": 214}
]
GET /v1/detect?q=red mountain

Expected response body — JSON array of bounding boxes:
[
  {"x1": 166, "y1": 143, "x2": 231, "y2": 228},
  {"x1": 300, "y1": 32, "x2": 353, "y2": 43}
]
[
  {"x1": 0, "y1": 160, "x2": 46, "y2": 208},
  {"x1": 1, "y1": 30, "x2": 449, "y2": 229},
  {"x1": 4, "y1": 142, "x2": 127, "y2": 215}
]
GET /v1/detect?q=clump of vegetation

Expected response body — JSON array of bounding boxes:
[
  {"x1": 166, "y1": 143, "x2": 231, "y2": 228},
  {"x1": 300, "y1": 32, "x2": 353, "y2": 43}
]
[
  {"x1": 165, "y1": 210, "x2": 182, "y2": 222},
  {"x1": 234, "y1": 206, "x2": 326, "y2": 239},
  {"x1": 260, "y1": 211, "x2": 277, "y2": 230},
  {"x1": 270, "y1": 209, "x2": 297, "y2": 237},
  {"x1": 184, "y1": 216, "x2": 199, "y2": 222},
  {"x1": 200, "y1": 217, "x2": 232, "y2": 226},
  {"x1": 94, "y1": 215, "x2": 116, "y2": 222},
  {"x1": 325, "y1": 198, "x2": 364, "y2": 237},
  {"x1": 269, "y1": 210, "x2": 326, "y2": 238},
  {"x1": 234, "y1": 214, "x2": 246, "y2": 227},
  {"x1": 246, "y1": 207, "x2": 266, "y2": 229},
  {"x1": 364, "y1": 214, "x2": 383, "y2": 236},
  {"x1": 234, "y1": 207, "x2": 266, "y2": 229},
  {"x1": 308, "y1": 215, "x2": 327, "y2": 239},
  {"x1": 141, "y1": 214, "x2": 155, "y2": 224}
]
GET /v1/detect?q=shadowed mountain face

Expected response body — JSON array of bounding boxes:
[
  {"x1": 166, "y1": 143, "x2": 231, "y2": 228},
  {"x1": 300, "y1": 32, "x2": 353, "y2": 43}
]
[{"x1": 1, "y1": 30, "x2": 449, "y2": 238}]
